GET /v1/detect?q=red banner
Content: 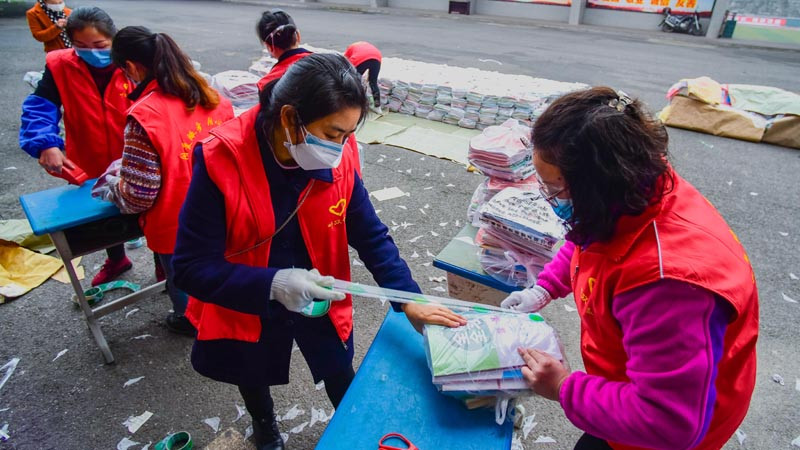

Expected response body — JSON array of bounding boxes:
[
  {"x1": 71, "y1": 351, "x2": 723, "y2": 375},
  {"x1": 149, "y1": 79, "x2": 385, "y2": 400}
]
[
  {"x1": 587, "y1": 0, "x2": 715, "y2": 15},
  {"x1": 735, "y1": 15, "x2": 788, "y2": 28}
]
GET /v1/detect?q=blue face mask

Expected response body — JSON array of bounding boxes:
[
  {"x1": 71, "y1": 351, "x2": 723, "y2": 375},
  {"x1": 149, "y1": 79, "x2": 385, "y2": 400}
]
[
  {"x1": 75, "y1": 48, "x2": 112, "y2": 68},
  {"x1": 551, "y1": 197, "x2": 574, "y2": 222}
]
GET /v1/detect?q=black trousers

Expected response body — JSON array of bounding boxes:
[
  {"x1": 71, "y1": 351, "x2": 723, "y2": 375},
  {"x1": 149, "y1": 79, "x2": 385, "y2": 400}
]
[
  {"x1": 355, "y1": 59, "x2": 381, "y2": 106},
  {"x1": 105, "y1": 243, "x2": 126, "y2": 261},
  {"x1": 574, "y1": 433, "x2": 613, "y2": 450},
  {"x1": 238, "y1": 364, "x2": 355, "y2": 421}
]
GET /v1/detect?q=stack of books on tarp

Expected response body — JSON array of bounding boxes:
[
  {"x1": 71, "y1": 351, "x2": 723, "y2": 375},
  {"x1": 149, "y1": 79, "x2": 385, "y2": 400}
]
[{"x1": 424, "y1": 312, "x2": 563, "y2": 402}]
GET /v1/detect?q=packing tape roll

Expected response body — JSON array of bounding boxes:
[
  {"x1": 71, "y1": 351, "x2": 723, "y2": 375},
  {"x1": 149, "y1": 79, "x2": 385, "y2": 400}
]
[
  {"x1": 72, "y1": 280, "x2": 141, "y2": 307},
  {"x1": 154, "y1": 431, "x2": 192, "y2": 450}
]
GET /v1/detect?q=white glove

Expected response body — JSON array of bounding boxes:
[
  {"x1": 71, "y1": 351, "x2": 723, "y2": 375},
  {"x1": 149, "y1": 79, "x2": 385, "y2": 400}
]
[
  {"x1": 501, "y1": 285, "x2": 552, "y2": 313},
  {"x1": 270, "y1": 268, "x2": 346, "y2": 312}
]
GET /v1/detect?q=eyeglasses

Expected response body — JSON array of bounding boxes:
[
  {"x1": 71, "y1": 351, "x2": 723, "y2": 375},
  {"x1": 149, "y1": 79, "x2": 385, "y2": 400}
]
[{"x1": 534, "y1": 172, "x2": 566, "y2": 207}]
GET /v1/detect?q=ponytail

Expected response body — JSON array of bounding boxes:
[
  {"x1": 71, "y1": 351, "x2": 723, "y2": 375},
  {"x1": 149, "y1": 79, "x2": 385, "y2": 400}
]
[
  {"x1": 256, "y1": 9, "x2": 299, "y2": 50},
  {"x1": 112, "y1": 26, "x2": 220, "y2": 110}
]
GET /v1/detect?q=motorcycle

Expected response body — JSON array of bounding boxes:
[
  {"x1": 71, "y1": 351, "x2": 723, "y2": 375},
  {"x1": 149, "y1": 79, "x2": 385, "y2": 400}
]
[{"x1": 659, "y1": 7, "x2": 704, "y2": 35}]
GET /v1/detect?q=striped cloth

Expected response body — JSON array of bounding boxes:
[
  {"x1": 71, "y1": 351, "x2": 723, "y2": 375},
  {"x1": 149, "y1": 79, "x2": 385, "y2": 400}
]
[{"x1": 109, "y1": 117, "x2": 161, "y2": 214}]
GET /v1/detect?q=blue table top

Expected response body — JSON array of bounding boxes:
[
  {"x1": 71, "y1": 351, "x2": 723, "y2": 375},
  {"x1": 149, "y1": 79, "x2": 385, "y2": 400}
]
[
  {"x1": 317, "y1": 310, "x2": 512, "y2": 450},
  {"x1": 433, "y1": 225, "x2": 520, "y2": 294},
  {"x1": 19, "y1": 180, "x2": 122, "y2": 235}
]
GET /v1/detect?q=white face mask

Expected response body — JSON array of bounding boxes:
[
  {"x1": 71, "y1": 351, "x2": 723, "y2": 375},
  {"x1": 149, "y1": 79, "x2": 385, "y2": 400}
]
[
  {"x1": 284, "y1": 125, "x2": 344, "y2": 171},
  {"x1": 47, "y1": 2, "x2": 66, "y2": 12}
]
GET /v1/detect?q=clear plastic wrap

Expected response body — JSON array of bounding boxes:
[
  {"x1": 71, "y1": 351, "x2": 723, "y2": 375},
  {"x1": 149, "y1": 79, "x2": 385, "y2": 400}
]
[
  {"x1": 211, "y1": 70, "x2": 261, "y2": 109},
  {"x1": 468, "y1": 119, "x2": 534, "y2": 182},
  {"x1": 423, "y1": 311, "x2": 567, "y2": 422},
  {"x1": 476, "y1": 229, "x2": 546, "y2": 288}
]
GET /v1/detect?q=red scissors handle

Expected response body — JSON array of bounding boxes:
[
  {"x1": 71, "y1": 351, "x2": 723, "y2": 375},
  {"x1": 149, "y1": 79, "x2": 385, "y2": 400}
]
[{"x1": 379, "y1": 432, "x2": 419, "y2": 450}]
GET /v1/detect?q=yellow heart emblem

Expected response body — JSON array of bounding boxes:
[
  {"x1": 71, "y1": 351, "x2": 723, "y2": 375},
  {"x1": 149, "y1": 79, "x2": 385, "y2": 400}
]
[{"x1": 329, "y1": 199, "x2": 346, "y2": 216}]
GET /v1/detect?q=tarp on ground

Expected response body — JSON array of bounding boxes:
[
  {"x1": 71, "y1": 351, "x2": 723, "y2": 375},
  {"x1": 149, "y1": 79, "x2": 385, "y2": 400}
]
[{"x1": 660, "y1": 77, "x2": 800, "y2": 149}]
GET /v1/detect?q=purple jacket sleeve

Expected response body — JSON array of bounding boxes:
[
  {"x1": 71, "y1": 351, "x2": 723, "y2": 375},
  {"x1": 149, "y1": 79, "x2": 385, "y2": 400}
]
[
  {"x1": 559, "y1": 279, "x2": 730, "y2": 449},
  {"x1": 535, "y1": 240, "x2": 575, "y2": 299}
]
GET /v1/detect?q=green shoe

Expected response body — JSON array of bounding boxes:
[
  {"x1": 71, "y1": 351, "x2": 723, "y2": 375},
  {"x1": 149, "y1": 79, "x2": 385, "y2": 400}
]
[{"x1": 154, "y1": 432, "x2": 192, "y2": 450}]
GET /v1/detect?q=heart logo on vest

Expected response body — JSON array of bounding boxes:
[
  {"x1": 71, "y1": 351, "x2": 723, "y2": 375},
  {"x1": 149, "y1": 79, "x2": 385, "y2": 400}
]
[{"x1": 329, "y1": 199, "x2": 347, "y2": 216}]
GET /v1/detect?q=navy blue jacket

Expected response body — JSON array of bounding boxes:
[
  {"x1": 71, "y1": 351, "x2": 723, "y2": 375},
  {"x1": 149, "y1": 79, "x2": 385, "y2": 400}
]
[{"x1": 172, "y1": 111, "x2": 418, "y2": 386}]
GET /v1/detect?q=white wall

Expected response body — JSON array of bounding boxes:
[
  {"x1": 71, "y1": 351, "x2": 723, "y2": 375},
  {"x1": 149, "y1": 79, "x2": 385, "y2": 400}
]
[
  {"x1": 476, "y1": 1, "x2": 571, "y2": 22},
  {"x1": 389, "y1": 0, "x2": 450, "y2": 12}
]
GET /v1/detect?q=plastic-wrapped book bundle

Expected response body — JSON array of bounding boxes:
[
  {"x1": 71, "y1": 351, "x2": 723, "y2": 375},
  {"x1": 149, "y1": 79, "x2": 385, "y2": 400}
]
[{"x1": 424, "y1": 311, "x2": 566, "y2": 423}]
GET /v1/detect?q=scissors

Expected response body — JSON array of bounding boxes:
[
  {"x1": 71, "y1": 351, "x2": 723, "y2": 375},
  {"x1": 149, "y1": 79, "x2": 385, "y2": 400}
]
[{"x1": 379, "y1": 432, "x2": 419, "y2": 450}]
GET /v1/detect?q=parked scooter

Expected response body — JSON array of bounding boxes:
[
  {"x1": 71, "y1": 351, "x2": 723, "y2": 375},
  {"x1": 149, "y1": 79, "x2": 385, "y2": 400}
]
[{"x1": 659, "y1": 8, "x2": 704, "y2": 35}]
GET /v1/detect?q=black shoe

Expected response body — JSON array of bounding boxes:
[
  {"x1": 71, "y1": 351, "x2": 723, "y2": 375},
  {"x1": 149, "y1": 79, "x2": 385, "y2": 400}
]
[
  {"x1": 252, "y1": 415, "x2": 284, "y2": 450},
  {"x1": 165, "y1": 313, "x2": 196, "y2": 337}
]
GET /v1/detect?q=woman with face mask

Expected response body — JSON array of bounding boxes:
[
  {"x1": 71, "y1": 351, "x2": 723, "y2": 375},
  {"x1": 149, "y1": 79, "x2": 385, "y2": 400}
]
[
  {"x1": 255, "y1": 9, "x2": 312, "y2": 91},
  {"x1": 172, "y1": 53, "x2": 466, "y2": 450},
  {"x1": 19, "y1": 6, "x2": 137, "y2": 286},
  {"x1": 26, "y1": 0, "x2": 72, "y2": 53},
  {"x1": 90, "y1": 26, "x2": 234, "y2": 336},
  {"x1": 502, "y1": 87, "x2": 759, "y2": 450}
]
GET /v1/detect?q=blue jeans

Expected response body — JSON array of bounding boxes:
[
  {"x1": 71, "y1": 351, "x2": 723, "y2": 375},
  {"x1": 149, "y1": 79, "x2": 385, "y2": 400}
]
[{"x1": 156, "y1": 253, "x2": 188, "y2": 315}]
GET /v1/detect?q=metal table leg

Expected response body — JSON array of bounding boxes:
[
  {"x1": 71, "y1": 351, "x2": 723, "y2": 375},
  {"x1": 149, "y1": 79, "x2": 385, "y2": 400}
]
[{"x1": 50, "y1": 231, "x2": 115, "y2": 364}]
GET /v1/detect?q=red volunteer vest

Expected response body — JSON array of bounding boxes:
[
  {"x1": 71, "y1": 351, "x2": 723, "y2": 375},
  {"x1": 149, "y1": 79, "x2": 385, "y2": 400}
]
[
  {"x1": 344, "y1": 41, "x2": 382, "y2": 68},
  {"x1": 46, "y1": 49, "x2": 133, "y2": 178},
  {"x1": 184, "y1": 106, "x2": 359, "y2": 342},
  {"x1": 256, "y1": 50, "x2": 312, "y2": 91},
  {"x1": 570, "y1": 171, "x2": 758, "y2": 450},
  {"x1": 128, "y1": 81, "x2": 234, "y2": 254}
]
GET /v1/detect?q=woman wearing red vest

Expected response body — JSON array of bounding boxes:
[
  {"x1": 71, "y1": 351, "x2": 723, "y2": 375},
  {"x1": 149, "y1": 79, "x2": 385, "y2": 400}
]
[
  {"x1": 344, "y1": 41, "x2": 383, "y2": 115},
  {"x1": 93, "y1": 27, "x2": 234, "y2": 335},
  {"x1": 255, "y1": 9, "x2": 312, "y2": 91},
  {"x1": 502, "y1": 88, "x2": 758, "y2": 449},
  {"x1": 172, "y1": 53, "x2": 465, "y2": 450},
  {"x1": 19, "y1": 7, "x2": 136, "y2": 286}
]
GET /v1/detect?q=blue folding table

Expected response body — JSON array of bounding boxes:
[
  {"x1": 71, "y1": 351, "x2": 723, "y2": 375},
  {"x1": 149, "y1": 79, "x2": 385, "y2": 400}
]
[
  {"x1": 317, "y1": 310, "x2": 513, "y2": 449},
  {"x1": 19, "y1": 181, "x2": 164, "y2": 363},
  {"x1": 433, "y1": 225, "x2": 520, "y2": 305}
]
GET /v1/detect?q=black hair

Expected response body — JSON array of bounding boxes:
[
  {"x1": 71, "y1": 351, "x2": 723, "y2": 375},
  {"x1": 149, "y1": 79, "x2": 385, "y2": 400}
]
[
  {"x1": 259, "y1": 53, "x2": 368, "y2": 142},
  {"x1": 111, "y1": 26, "x2": 219, "y2": 110},
  {"x1": 65, "y1": 6, "x2": 116, "y2": 40},
  {"x1": 532, "y1": 87, "x2": 672, "y2": 245},
  {"x1": 256, "y1": 9, "x2": 298, "y2": 50}
]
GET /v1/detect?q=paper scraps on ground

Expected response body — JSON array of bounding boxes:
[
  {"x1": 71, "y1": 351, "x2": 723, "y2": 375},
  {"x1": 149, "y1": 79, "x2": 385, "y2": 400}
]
[
  {"x1": 782, "y1": 292, "x2": 797, "y2": 303},
  {"x1": 773, "y1": 374, "x2": 786, "y2": 385},
  {"x1": 429, "y1": 276, "x2": 446, "y2": 283},
  {"x1": 564, "y1": 304, "x2": 577, "y2": 312},
  {"x1": 51, "y1": 257, "x2": 84, "y2": 284},
  {"x1": 780, "y1": 232, "x2": 789, "y2": 237},
  {"x1": 52, "y1": 349, "x2": 68, "y2": 362},
  {"x1": 131, "y1": 335, "x2": 152, "y2": 340},
  {"x1": 0, "y1": 219, "x2": 55, "y2": 254},
  {"x1": 281, "y1": 433, "x2": 289, "y2": 444},
  {"x1": 792, "y1": 435, "x2": 800, "y2": 447},
  {"x1": 352, "y1": 259, "x2": 364, "y2": 267},
  {"x1": 123, "y1": 411, "x2": 153, "y2": 434},
  {"x1": 117, "y1": 437, "x2": 140, "y2": 450},
  {"x1": 125, "y1": 308, "x2": 139, "y2": 318},
  {"x1": 124, "y1": 377, "x2": 144, "y2": 388},
  {"x1": 370, "y1": 187, "x2": 408, "y2": 202},
  {"x1": 315, "y1": 381, "x2": 325, "y2": 391},
  {"x1": 0, "y1": 358, "x2": 20, "y2": 392},
  {"x1": 0, "y1": 423, "x2": 8, "y2": 441},
  {"x1": 279, "y1": 405, "x2": 304, "y2": 422},
  {"x1": 233, "y1": 404, "x2": 246, "y2": 423},
  {"x1": 796, "y1": 378, "x2": 800, "y2": 392},
  {"x1": 203, "y1": 417, "x2": 220, "y2": 433},
  {"x1": 522, "y1": 414, "x2": 538, "y2": 440},
  {"x1": 510, "y1": 433, "x2": 523, "y2": 450},
  {"x1": 244, "y1": 425, "x2": 253, "y2": 440},
  {"x1": 290, "y1": 421, "x2": 309, "y2": 434},
  {"x1": 735, "y1": 428, "x2": 747, "y2": 445},
  {"x1": 309, "y1": 407, "x2": 333, "y2": 429},
  {"x1": 0, "y1": 241, "x2": 63, "y2": 302},
  {"x1": 409, "y1": 236, "x2": 424, "y2": 243},
  {"x1": 790, "y1": 273, "x2": 798, "y2": 280},
  {"x1": 535, "y1": 436, "x2": 556, "y2": 443}
]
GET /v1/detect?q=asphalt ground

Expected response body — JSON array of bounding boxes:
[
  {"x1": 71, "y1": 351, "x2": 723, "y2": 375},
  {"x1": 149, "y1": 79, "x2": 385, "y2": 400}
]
[{"x1": 0, "y1": 1, "x2": 798, "y2": 449}]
